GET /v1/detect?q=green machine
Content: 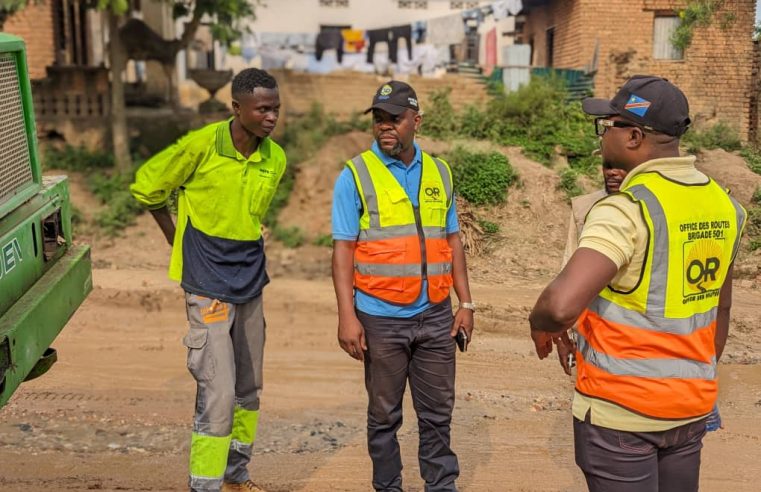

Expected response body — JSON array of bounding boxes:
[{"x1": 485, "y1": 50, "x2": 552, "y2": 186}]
[{"x1": 0, "y1": 33, "x2": 92, "y2": 407}]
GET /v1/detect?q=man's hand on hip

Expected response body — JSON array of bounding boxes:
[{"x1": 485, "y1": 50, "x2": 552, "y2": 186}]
[{"x1": 338, "y1": 314, "x2": 367, "y2": 361}]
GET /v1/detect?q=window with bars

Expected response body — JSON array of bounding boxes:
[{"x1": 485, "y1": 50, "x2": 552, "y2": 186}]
[
  {"x1": 319, "y1": 0, "x2": 349, "y2": 7},
  {"x1": 653, "y1": 16, "x2": 683, "y2": 60},
  {"x1": 399, "y1": 0, "x2": 428, "y2": 9}
]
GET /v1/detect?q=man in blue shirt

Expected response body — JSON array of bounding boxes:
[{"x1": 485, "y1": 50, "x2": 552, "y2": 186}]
[{"x1": 331, "y1": 81, "x2": 475, "y2": 492}]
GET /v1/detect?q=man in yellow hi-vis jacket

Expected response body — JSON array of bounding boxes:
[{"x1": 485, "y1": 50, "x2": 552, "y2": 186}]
[
  {"x1": 131, "y1": 68, "x2": 285, "y2": 492},
  {"x1": 529, "y1": 76, "x2": 746, "y2": 492}
]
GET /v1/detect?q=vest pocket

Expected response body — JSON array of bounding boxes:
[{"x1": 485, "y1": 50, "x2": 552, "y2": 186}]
[
  {"x1": 250, "y1": 181, "x2": 278, "y2": 218},
  {"x1": 422, "y1": 201, "x2": 448, "y2": 225},
  {"x1": 368, "y1": 275, "x2": 407, "y2": 293}
]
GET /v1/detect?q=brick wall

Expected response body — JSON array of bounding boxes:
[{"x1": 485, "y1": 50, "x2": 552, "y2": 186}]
[
  {"x1": 179, "y1": 71, "x2": 492, "y2": 117},
  {"x1": 524, "y1": 0, "x2": 758, "y2": 140},
  {"x1": 3, "y1": 2, "x2": 56, "y2": 80}
]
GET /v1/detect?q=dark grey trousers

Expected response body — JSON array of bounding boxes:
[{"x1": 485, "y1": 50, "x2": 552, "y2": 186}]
[
  {"x1": 574, "y1": 411, "x2": 708, "y2": 492},
  {"x1": 357, "y1": 300, "x2": 459, "y2": 492}
]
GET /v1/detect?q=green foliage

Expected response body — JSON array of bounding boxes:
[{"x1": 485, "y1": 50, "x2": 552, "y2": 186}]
[
  {"x1": 88, "y1": 168, "x2": 144, "y2": 235},
  {"x1": 443, "y1": 147, "x2": 518, "y2": 206},
  {"x1": 672, "y1": 0, "x2": 724, "y2": 51},
  {"x1": 423, "y1": 77, "x2": 599, "y2": 173},
  {"x1": 267, "y1": 103, "x2": 363, "y2": 230},
  {"x1": 477, "y1": 219, "x2": 500, "y2": 235},
  {"x1": 747, "y1": 207, "x2": 761, "y2": 251},
  {"x1": 313, "y1": 234, "x2": 333, "y2": 247},
  {"x1": 421, "y1": 88, "x2": 459, "y2": 138},
  {"x1": 752, "y1": 186, "x2": 761, "y2": 206},
  {"x1": 741, "y1": 147, "x2": 761, "y2": 175},
  {"x1": 272, "y1": 225, "x2": 305, "y2": 248},
  {"x1": 558, "y1": 168, "x2": 583, "y2": 200},
  {"x1": 44, "y1": 145, "x2": 114, "y2": 172},
  {"x1": 42, "y1": 145, "x2": 143, "y2": 236},
  {"x1": 682, "y1": 122, "x2": 742, "y2": 154}
]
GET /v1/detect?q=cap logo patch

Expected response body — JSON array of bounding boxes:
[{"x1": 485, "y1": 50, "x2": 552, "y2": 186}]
[
  {"x1": 408, "y1": 97, "x2": 418, "y2": 107},
  {"x1": 380, "y1": 84, "x2": 393, "y2": 96},
  {"x1": 624, "y1": 94, "x2": 651, "y2": 117}
]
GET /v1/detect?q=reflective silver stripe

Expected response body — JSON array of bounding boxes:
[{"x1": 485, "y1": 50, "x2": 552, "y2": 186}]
[
  {"x1": 350, "y1": 154, "x2": 381, "y2": 229},
  {"x1": 428, "y1": 262, "x2": 452, "y2": 275},
  {"x1": 628, "y1": 185, "x2": 668, "y2": 315},
  {"x1": 431, "y1": 155, "x2": 453, "y2": 205},
  {"x1": 357, "y1": 225, "x2": 447, "y2": 241},
  {"x1": 577, "y1": 333, "x2": 716, "y2": 380},
  {"x1": 359, "y1": 224, "x2": 418, "y2": 241},
  {"x1": 588, "y1": 297, "x2": 717, "y2": 335},
  {"x1": 230, "y1": 439, "x2": 253, "y2": 457},
  {"x1": 355, "y1": 263, "x2": 421, "y2": 277},
  {"x1": 423, "y1": 226, "x2": 447, "y2": 239},
  {"x1": 190, "y1": 476, "x2": 224, "y2": 489},
  {"x1": 729, "y1": 195, "x2": 747, "y2": 261}
]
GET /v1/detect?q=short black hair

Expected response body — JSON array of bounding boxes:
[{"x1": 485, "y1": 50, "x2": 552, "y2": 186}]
[{"x1": 231, "y1": 68, "x2": 277, "y2": 98}]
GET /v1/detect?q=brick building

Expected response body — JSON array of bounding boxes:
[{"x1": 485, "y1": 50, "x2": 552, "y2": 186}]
[{"x1": 519, "y1": 0, "x2": 758, "y2": 141}]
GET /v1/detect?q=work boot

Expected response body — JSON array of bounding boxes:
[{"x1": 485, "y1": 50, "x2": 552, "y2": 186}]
[{"x1": 221, "y1": 480, "x2": 267, "y2": 492}]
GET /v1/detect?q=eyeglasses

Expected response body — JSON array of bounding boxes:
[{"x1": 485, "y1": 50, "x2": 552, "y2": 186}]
[{"x1": 594, "y1": 118, "x2": 644, "y2": 137}]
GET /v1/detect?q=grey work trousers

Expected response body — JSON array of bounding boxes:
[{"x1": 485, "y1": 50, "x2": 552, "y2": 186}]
[
  {"x1": 574, "y1": 411, "x2": 708, "y2": 492},
  {"x1": 184, "y1": 293, "x2": 266, "y2": 491},
  {"x1": 357, "y1": 299, "x2": 459, "y2": 492}
]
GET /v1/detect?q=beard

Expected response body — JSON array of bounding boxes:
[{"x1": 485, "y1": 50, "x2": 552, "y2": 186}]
[{"x1": 377, "y1": 138, "x2": 403, "y2": 157}]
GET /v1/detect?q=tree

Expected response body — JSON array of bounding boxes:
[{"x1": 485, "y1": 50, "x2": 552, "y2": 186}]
[
  {"x1": 99, "y1": 0, "x2": 260, "y2": 170},
  {"x1": 0, "y1": 0, "x2": 37, "y2": 31},
  {"x1": 3, "y1": 0, "x2": 260, "y2": 171}
]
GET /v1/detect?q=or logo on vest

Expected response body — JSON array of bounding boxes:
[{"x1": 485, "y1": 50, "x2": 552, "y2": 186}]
[
  {"x1": 380, "y1": 85, "x2": 393, "y2": 96},
  {"x1": 423, "y1": 181, "x2": 444, "y2": 204},
  {"x1": 682, "y1": 237, "x2": 724, "y2": 303}
]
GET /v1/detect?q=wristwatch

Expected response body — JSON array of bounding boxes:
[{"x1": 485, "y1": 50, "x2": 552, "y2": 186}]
[{"x1": 460, "y1": 302, "x2": 476, "y2": 312}]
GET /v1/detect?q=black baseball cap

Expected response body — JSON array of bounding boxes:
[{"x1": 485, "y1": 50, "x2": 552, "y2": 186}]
[
  {"x1": 364, "y1": 80, "x2": 420, "y2": 115},
  {"x1": 582, "y1": 75, "x2": 691, "y2": 137}
]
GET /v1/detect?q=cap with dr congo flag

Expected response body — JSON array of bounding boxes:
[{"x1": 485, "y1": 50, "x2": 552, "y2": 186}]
[
  {"x1": 582, "y1": 75, "x2": 691, "y2": 137},
  {"x1": 364, "y1": 80, "x2": 420, "y2": 116}
]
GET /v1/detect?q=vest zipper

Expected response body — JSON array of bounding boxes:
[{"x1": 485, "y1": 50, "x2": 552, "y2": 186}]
[{"x1": 413, "y1": 206, "x2": 428, "y2": 282}]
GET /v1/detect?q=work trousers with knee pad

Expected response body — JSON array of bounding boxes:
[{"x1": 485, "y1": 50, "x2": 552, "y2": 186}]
[{"x1": 183, "y1": 293, "x2": 266, "y2": 492}]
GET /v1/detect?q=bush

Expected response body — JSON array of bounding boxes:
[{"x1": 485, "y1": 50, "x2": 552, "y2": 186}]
[
  {"x1": 88, "y1": 168, "x2": 144, "y2": 235},
  {"x1": 444, "y1": 147, "x2": 518, "y2": 205},
  {"x1": 558, "y1": 168, "x2": 583, "y2": 200},
  {"x1": 741, "y1": 146, "x2": 761, "y2": 175},
  {"x1": 41, "y1": 145, "x2": 143, "y2": 237},
  {"x1": 682, "y1": 122, "x2": 742, "y2": 154},
  {"x1": 270, "y1": 103, "x2": 365, "y2": 231},
  {"x1": 477, "y1": 219, "x2": 500, "y2": 235},
  {"x1": 272, "y1": 225, "x2": 305, "y2": 248},
  {"x1": 746, "y1": 207, "x2": 761, "y2": 251},
  {"x1": 423, "y1": 77, "x2": 599, "y2": 173},
  {"x1": 752, "y1": 186, "x2": 761, "y2": 206},
  {"x1": 313, "y1": 234, "x2": 333, "y2": 247},
  {"x1": 43, "y1": 145, "x2": 113, "y2": 172},
  {"x1": 421, "y1": 88, "x2": 459, "y2": 139}
]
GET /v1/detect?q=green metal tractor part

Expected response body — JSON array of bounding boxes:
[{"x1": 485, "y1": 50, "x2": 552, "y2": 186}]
[{"x1": 0, "y1": 33, "x2": 92, "y2": 407}]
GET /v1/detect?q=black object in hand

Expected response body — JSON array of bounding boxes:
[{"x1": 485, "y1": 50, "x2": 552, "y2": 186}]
[{"x1": 456, "y1": 329, "x2": 468, "y2": 352}]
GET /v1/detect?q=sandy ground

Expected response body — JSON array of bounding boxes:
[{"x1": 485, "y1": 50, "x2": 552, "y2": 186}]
[{"x1": 2, "y1": 144, "x2": 761, "y2": 491}]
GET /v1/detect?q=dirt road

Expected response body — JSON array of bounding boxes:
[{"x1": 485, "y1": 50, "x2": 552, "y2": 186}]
[{"x1": 1, "y1": 213, "x2": 761, "y2": 492}]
